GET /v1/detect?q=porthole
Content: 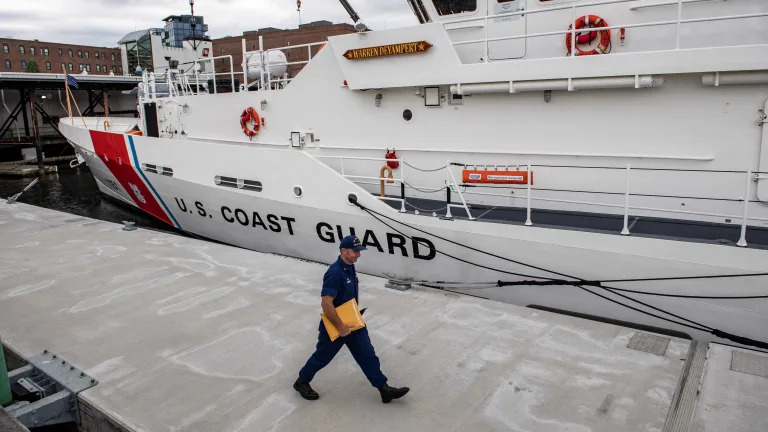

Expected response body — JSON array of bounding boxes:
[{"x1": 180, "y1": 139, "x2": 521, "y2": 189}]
[
  {"x1": 293, "y1": 185, "x2": 303, "y2": 198},
  {"x1": 402, "y1": 109, "x2": 413, "y2": 121},
  {"x1": 348, "y1": 193, "x2": 358, "y2": 205}
]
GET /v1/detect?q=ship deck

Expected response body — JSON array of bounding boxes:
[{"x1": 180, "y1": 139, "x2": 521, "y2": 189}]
[
  {"x1": 0, "y1": 202, "x2": 767, "y2": 431},
  {"x1": 392, "y1": 196, "x2": 768, "y2": 249}
]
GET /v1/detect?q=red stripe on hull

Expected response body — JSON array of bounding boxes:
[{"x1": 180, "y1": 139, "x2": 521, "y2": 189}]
[{"x1": 89, "y1": 130, "x2": 173, "y2": 226}]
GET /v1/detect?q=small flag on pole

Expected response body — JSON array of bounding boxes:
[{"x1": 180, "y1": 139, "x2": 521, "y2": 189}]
[{"x1": 66, "y1": 73, "x2": 79, "y2": 89}]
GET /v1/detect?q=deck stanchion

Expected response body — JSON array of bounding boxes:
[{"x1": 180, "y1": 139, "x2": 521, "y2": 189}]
[
  {"x1": 737, "y1": 169, "x2": 752, "y2": 247},
  {"x1": 676, "y1": 0, "x2": 683, "y2": 49},
  {"x1": 525, "y1": 162, "x2": 532, "y2": 226},
  {"x1": 259, "y1": 36, "x2": 265, "y2": 90},
  {"x1": 445, "y1": 165, "x2": 453, "y2": 218},
  {"x1": 400, "y1": 176, "x2": 406, "y2": 213},
  {"x1": 621, "y1": 164, "x2": 631, "y2": 235},
  {"x1": 484, "y1": 15, "x2": 489, "y2": 63},
  {"x1": 570, "y1": 6, "x2": 576, "y2": 56},
  {"x1": 241, "y1": 39, "x2": 248, "y2": 90}
]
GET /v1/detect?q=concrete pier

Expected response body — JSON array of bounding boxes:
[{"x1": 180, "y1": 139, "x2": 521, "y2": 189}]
[{"x1": 0, "y1": 202, "x2": 766, "y2": 431}]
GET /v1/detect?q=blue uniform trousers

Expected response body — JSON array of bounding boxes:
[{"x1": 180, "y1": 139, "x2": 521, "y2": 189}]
[{"x1": 299, "y1": 325, "x2": 388, "y2": 388}]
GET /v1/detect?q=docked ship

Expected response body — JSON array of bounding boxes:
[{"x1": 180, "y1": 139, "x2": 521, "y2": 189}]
[{"x1": 60, "y1": 0, "x2": 768, "y2": 348}]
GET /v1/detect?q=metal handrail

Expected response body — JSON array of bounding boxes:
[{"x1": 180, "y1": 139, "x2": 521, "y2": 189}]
[
  {"x1": 321, "y1": 156, "x2": 763, "y2": 246},
  {"x1": 442, "y1": 0, "x2": 768, "y2": 59},
  {"x1": 242, "y1": 39, "x2": 327, "y2": 91}
]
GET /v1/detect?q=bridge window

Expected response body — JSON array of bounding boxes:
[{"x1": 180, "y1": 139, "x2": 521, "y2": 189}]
[{"x1": 433, "y1": 0, "x2": 476, "y2": 16}]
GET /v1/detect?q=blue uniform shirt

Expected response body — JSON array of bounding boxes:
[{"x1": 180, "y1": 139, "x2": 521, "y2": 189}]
[{"x1": 321, "y1": 256, "x2": 359, "y2": 307}]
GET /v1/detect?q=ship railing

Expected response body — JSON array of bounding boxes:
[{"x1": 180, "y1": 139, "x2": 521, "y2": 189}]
[
  {"x1": 142, "y1": 55, "x2": 238, "y2": 100},
  {"x1": 241, "y1": 36, "x2": 327, "y2": 91},
  {"x1": 441, "y1": 0, "x2": 768, "y2": 64},
  {"x1": 312, "y1": 155, "x2": 419, "y2": 213},
  {"x1": 316, "y1": 155, "x2": 765, "y2": 247},
  {"x1": 452, "y1": 163, "x2": 764, "y2": 247}
]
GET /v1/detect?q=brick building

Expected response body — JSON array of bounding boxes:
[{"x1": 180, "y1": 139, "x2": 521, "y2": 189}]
[
  {"x1": 212, "y1": 21, "x2": 356, "y2": 78},
  {"x1": 1, "y1": 38, "x2": 123, "y2": 75}
]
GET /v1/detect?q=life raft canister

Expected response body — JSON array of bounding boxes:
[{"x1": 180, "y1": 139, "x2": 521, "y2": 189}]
[
  {"x1": 240, "y1": 107, "x2": 260, "y2": 139},
  {"x1": 565, "y1": 15, "x2": 611, "y2": 56},
  {"x1": 385, "y1": 149, "x2": 399, "y2": 169}
]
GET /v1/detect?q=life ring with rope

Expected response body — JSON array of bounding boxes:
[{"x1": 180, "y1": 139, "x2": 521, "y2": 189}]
[
  {"x1": 240, "y1": 107, "x2": 260, "y2": 138},
  {"x1": 565, "y1": 15, "x2": 611, "y2": 56}
]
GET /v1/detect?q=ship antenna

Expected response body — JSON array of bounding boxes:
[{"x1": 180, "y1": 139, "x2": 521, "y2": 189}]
[
  {"x1": 297, "y1": 0, "x2": 302, "y2": 26},
  {"x1": 338, "y1": 0, "x2": 368, "y2": 32}
]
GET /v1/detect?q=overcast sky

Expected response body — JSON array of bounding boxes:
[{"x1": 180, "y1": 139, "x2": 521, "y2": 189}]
[{"x1": 0, "y1": 0, "x2": 418, "y2": 47}]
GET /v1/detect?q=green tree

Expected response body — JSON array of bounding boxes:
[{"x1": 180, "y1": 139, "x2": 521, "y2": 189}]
[{"x1": 25, "y1": 59, "x2": 40, "y2": 73}]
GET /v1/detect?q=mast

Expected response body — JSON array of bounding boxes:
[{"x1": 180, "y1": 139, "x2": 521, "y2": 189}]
[{"x1": 338, "y1": 0, "x2": 367, "y2": 31}]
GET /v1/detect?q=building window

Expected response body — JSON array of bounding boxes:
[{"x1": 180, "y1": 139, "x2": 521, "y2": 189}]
[
  {"x1": 102, "y1": 64, "x2": 106, "y2": 72},
  {"x1": 112, "y1": 65, "x2": 117, "y2": 73},
  {"x1": 30, "y1": 47, "x2": 35, "y2": 55},
  {"x1": 43, "y1": 48, "x2": 49, "y2": 56},
  {"x1": 2, "y1": 44, "x2": 8, "y2": 54},
  {"x1": 94, "y1": 52, "x2": 99, "y2": 59},
  {"x1": 111, "y1": 53, "x2": 115, "y2": 60},
  {"x1": 68, "y1": 62, "x2": 73, "y2": 71},
  {"x1": 68, "y1": 49, "x2": 73, "y2": 57},
  {"x1": 102, "y1": 52, "x2": 106, "y2": 59},
  {"x1": 77, "y1": 50, "x2": 82, "y2": 58},
  {"x1": 19, "y1": 45, "x2": 25, "y2": 54},
  {"x1": 118, "y1": 66, "x2": 122, "y2": 73},
  {"x1": 85, "y1": 51, "x2": 89, "y2": 58},
  {"x1": 4, "y1": 60, "x2": 10, "y2": 69},
  {"x1": 20, "y1": 60, "x2": 26, "y2": 69},
  {"x1": 86, "y1": 64, "x2": 91, "y2": 72},
  {"x1": 96, "y1": 64, "x2": 100, "y2": 72},
  {"x1": 79, "y1": 63, "x2": 84, "y2": 71},
  {"x1": 58, "y1": 48, "x2": 62, "y2": 56},
  {"x1": 45, "y1": 61, "x2": 51, "y2": 70}
]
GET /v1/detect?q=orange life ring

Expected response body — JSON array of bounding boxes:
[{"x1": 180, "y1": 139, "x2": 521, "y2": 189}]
[
  {"x1": 565, "y1": 15, "x2": 611, "y2": 56},
  {"x1": 240, "y1": 107, "x2": 260, "y2": 138}
]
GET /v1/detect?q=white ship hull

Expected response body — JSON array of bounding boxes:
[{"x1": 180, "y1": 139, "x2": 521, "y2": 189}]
[
  {"x1": 59, "y1": 0, "x2": 768, "y2": 349},
  {"x1": 58, "y1": 123, "x2": 768, "y2": 347}
]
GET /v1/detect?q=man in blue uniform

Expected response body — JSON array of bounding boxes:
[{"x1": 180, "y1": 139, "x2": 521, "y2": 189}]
[{"x1": 294, "y1": 235, "x2": 410, "y2": 403}]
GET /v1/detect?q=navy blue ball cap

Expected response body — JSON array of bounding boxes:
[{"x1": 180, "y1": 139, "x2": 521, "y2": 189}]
[{"x1": 340, "y1": 235, "x2": 367, "y2": 251}]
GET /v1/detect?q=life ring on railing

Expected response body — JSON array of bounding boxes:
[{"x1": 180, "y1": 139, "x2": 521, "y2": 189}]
[
  {"x1": 240, "y1": 107, "x2": 260, "y2": 139},
  {"x1": 565, "y1": 15, "x2": 611, "y2": 56}
]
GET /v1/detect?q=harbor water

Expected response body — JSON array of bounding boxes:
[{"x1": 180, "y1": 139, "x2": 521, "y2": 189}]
[{"x1": 0, "y1": 165, "x2": 174, "y2": 233}]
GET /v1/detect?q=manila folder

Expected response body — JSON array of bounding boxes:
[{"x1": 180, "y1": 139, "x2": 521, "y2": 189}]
[{"x1": 321, "y1": 298, "x2": 366, "y2": 341}]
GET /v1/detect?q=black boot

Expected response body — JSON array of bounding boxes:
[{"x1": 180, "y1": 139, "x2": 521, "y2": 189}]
[
  {"x1": 378, "y1": 384, "x2": 409, "y2": 403},
  {"x1": 293, "y1": 378, "x2": 319, "y2": 400}
]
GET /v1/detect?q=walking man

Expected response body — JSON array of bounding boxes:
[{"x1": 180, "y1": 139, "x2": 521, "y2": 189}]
[{"x1": 294, "y1": 235, "x2": 409, "y2": 403}]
